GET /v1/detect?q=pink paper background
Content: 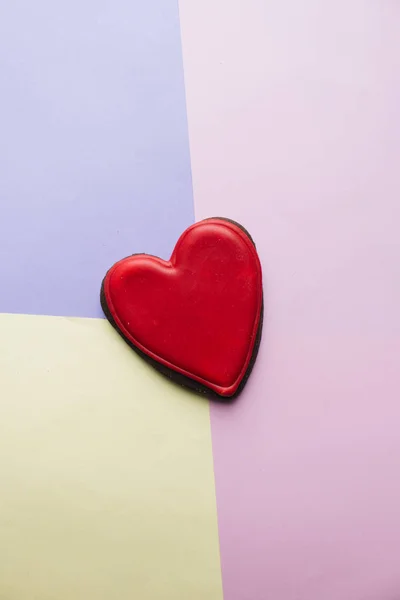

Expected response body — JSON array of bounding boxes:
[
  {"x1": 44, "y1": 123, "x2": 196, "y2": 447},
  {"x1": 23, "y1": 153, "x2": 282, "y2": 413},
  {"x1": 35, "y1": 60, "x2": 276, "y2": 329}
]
[{"x1": 180, "y1": 1, "x2": 400, "y2": 598}]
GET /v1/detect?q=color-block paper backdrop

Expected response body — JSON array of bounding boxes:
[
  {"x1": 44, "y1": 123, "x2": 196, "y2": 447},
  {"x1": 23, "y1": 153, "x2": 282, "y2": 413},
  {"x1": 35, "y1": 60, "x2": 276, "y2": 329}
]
[{"x1": 1, "y1": 1, "x2": 400, "y2": 599}]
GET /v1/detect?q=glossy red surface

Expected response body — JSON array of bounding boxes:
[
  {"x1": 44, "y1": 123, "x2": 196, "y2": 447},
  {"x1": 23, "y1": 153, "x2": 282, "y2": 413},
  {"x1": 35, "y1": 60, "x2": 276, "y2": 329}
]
[{"x1": 103, "y1": 218, "x2": 263, "y2": 396}]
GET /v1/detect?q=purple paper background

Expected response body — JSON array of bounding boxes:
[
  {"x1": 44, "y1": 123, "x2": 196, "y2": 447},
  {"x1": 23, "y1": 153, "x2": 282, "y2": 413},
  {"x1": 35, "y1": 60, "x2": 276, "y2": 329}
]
[{"x1": 0, "y1": 1, "x2": 194, "y2": 318}]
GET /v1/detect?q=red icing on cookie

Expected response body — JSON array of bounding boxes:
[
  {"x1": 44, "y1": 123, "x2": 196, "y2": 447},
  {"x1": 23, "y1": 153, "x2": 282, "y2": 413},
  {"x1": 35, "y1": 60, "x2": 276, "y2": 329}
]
[{"x1": 102, "y1": 218, "x2": 263, "y2": 397}]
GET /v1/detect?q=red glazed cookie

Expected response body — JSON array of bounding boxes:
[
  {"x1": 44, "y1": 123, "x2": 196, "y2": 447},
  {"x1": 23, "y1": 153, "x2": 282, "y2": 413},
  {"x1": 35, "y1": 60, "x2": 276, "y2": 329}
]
[{"x1": 101, "y1": 218, "x2": 263, "y2": 398}]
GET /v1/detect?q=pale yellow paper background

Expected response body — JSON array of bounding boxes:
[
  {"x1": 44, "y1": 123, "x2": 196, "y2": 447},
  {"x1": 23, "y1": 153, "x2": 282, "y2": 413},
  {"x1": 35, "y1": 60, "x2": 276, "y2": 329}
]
[{"x1": 0, "y1": 313, "x2": 222, "y2": 600}]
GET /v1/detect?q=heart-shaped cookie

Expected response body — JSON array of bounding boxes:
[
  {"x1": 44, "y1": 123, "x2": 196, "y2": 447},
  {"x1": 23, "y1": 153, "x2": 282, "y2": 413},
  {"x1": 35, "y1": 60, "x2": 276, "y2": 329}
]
[{"x1": 101, "y1": 218, "x2": 263, "y2": 398}]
